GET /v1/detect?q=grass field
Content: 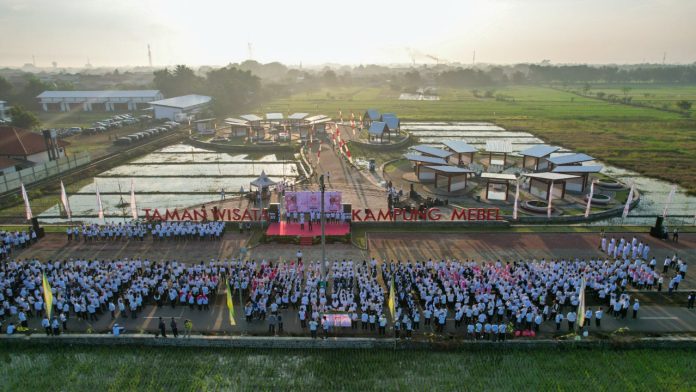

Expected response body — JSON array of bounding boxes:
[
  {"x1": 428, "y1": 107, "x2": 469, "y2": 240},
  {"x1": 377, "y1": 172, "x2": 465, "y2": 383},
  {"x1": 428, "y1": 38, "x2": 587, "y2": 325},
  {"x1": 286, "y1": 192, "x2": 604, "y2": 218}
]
[
  {"x1": 1, "y1": 345, "x2": 695, "y2": 391},
  {"x1": 264, "y1": 85, "x2": 696, "y2": 194}
]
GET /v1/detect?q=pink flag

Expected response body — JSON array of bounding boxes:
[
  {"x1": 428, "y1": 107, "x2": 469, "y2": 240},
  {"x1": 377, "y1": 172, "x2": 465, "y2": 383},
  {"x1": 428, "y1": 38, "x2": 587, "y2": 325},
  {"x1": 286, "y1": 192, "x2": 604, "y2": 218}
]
[
  {"x1": 95, "y1": 183, "x2": 104, "y2": 223},
  {"x1": 584, "y1": 180, "x2": 595, "y2": 218},
  {"x1": 60, "y1": 180, "x2": 72, "y2": 220},
  {"x1": 130, "y1": 179, "x2": 138, "y2": 220},
  {"x1": 20, "y1": 183, "x2": 32, "y2": 220}
]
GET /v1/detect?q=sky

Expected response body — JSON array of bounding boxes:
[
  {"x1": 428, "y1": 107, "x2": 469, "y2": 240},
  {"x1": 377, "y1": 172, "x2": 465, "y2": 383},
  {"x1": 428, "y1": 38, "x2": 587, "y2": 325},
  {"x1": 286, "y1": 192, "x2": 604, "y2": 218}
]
[{"x1": 1, "y1": 0, "x2": 695, "y2": 68}]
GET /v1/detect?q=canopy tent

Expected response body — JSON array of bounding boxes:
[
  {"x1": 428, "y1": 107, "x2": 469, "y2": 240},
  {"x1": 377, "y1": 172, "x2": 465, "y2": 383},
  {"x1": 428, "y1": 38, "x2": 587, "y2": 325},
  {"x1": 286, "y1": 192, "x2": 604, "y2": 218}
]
[
  {"x1": 425, "y1": 165, "x2": 475, "y2": 192},
  {"x1": 442, "y1": 140, "x2": 477, "y2": 165},
  {"x1": 480, "y1": 173, "x2": 517, "y2": 201},
  {"x1": 520, "y1": 145, "x2": 560, "y2": 171},
  {"x1": 250, "y1": 170, "x2": 277, "y2": 190}
]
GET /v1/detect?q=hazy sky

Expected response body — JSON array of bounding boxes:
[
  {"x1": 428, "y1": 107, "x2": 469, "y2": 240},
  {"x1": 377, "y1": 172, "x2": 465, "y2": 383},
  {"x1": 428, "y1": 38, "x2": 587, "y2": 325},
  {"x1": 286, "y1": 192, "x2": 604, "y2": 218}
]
[{"x1": 1, "y1": 0, "x2": 695, "y2": 67}]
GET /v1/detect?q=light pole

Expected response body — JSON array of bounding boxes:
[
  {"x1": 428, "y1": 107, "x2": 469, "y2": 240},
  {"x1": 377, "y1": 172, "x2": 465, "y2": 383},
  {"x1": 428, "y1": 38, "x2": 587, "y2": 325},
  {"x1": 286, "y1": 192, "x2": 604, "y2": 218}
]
[{"x1": 320, "y1": 174, "x2": 326, "y2": 280}]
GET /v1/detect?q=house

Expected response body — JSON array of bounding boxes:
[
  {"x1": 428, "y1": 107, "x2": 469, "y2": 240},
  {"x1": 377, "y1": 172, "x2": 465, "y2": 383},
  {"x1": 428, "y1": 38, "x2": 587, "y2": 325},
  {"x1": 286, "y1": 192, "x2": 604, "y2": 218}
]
[
  {"x1": 148, "y1": 94, "x2": 212, "y2": 121},
  {"x1": 0, "y1": 126, "x2": 68, "y2": 164},
  {"x1": 193, "y1": 118, "x2": 216, "y2": 135}
]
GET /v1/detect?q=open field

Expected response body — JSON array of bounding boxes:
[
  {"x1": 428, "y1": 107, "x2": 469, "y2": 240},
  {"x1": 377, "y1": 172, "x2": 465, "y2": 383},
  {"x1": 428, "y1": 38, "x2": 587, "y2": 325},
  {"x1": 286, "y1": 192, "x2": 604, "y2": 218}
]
[
  {"x1": 265, "y1": 85, "x2": 696, "y2": 194},
  {"x1": 1, "y1": 345, "x2": 695, "y2": 391}
]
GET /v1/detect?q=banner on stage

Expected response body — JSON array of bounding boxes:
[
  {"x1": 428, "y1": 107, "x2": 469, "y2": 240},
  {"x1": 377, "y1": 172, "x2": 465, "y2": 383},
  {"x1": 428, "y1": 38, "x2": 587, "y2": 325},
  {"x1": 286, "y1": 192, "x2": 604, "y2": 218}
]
[{"x1": 284, "y1": 191, "x2": 342, "y2": 213}]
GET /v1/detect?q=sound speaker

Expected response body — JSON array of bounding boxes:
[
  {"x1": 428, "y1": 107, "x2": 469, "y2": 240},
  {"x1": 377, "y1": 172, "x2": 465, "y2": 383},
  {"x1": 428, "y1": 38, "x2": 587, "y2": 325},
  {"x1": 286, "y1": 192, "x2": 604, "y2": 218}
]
[
  {"x1": 342, "y1": 204, "x2": 351, "y2": 222},
  {"x1": 31, "y1": 217, "x2": 45, "y2": 238},
  {"x1": 268, "y1": 203, "x2": 280, "y2": 222}
]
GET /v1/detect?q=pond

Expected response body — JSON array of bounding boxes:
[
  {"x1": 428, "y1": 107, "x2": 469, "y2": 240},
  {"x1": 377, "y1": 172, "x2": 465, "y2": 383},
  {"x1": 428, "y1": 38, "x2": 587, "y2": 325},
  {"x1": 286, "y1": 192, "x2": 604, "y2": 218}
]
[
  {"x1": 38, "y1": 144, "x2": 299, "y2": 223},
  {"x1": 403, "y1": 122, "x2": 696, "y2": 225}
]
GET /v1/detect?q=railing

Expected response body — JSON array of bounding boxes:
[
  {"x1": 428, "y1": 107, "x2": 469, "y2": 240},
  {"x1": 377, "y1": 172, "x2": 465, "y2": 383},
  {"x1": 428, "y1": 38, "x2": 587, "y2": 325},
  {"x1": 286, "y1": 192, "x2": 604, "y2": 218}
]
[{"x1": 0, "y1": 153, "x2": 91, "y2": 193}]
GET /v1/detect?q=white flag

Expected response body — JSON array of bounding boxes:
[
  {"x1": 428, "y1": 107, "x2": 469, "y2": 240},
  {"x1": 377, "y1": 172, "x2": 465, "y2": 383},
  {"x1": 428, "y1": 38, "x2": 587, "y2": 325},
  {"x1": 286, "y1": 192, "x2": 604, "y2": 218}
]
[
  {"x1": 584, "y1": 180, "x2": 595, "y2": 218},
  {"x1": 20, "y1": 183, "x2": 32, "y2": 220},
  {"x1": 95, "y1": 183, "x2": 104, "y2": 223},
  {"x1": 512, "y1": 178, "x2": 520, "y2": 220},
  {"x1": 662, "y1": 185, "x2": 676, "y2": 218},
  {"x1": 60, "y1": 181, "x2": 71, "y2": 220},
  {"x1": 623, "y1": 183, "x2": 635, "y2": 218},
  {"x1": 130, "y1": 179, "x2": 138, "y2": 220},
  {"x1": 547, "y1": 181, "x2": 554, "y2": 218}
]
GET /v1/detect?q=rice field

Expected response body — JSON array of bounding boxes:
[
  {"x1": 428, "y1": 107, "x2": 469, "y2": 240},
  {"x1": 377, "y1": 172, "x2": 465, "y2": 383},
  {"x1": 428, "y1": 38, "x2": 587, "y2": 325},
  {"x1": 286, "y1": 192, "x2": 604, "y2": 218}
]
[
  {"x1": 265, "y1": 85, "x2": 696, "y2": 194},
  {"x1": 1, "y1": 345, "x2": 695, "y2": 391}
]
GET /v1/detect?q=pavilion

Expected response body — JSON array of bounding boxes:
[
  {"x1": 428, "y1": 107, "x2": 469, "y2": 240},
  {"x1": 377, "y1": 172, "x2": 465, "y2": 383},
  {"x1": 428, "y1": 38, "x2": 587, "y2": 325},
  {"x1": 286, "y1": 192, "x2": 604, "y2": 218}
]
[
  {"x1": 442, "y1": 140, "x2": 477, "y2": 166},
  {"x1": 363, "y1": 109, "x2": 381, "y2": 128},
  {"x1": 241, "y1": 114, "x2": 264, "y2": 140},
  {"x1": 224, "y1": 117, "x2": 251, "y2": 137},
  {"x1": 547, "y1": 153, "x2": 594, "y2": 169},
  {"x1": 426, "y1": 165, "x2": 475, "y2": 192},
  {"x1": 485, "y1": 140, "x2": 513, "y2": 169},
  {"x1": 552, "y1": 165, "x2": 603, "y2": 192},
  {"x1": 368, "y1": 121, "x2": 391, "y2": 143},
  {"x1": 524, "y1": 172, "x2": 579, "y2": 200},
  {"x1": 404, "y1": 153, "x2": 448, "y2": 181},
  {"x1": 480, "y1": 173, "x2": 517, "y2": 201},
  {"x1": 412, "y1": 145, "x2": 454, "y2": 160},
  {"x1": 520, "y1": 145, "x2": 560, "y2": 171},
  {"x1": 381, "y1": 113, "x2": 401, "y2": 136}
]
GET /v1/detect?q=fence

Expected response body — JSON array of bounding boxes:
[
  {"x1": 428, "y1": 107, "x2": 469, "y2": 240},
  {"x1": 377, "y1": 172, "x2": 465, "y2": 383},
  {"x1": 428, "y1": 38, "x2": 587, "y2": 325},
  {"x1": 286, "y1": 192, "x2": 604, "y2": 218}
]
[{"x1": 0, "y1": 153, "x2": 91, "y2": 193}]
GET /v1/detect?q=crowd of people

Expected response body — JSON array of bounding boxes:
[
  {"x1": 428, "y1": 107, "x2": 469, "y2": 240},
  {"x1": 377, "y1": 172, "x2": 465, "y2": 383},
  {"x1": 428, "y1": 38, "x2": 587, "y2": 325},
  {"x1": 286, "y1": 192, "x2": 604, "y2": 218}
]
[
  {"x1": 66, "y1": 222, "x2": 226, "y2": 242},
  {"x1": 0, "y1": 233, "x2": 691, "y2": 339},
  {"x1": 0, "y1": 229, "x2": 38, "y2": 260}
]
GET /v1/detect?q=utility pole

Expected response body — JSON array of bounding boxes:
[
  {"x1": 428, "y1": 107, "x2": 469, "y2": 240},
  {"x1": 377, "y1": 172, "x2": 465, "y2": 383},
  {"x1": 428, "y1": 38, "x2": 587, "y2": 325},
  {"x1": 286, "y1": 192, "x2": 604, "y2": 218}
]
[{"x1": 320, "y1": 174, "x2": 326, "y2": 280}]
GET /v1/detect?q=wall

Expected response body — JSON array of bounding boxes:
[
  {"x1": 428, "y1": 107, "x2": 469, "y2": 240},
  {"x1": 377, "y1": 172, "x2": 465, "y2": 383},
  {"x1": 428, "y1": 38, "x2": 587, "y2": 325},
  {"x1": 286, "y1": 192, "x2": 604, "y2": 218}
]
[
  {"x1": 0, "y1": 152, "x2": 91, "y2": 193},
  {"x1": 153, "y1": 106, "x2": 182, "y2": 120}
]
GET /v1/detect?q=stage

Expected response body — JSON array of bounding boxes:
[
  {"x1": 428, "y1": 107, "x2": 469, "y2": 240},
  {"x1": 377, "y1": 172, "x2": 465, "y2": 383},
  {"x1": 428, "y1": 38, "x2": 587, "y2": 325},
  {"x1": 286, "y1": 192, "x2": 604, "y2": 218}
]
[{"x1": 265, "y1": 222, "x2": 350, "y2": 238}]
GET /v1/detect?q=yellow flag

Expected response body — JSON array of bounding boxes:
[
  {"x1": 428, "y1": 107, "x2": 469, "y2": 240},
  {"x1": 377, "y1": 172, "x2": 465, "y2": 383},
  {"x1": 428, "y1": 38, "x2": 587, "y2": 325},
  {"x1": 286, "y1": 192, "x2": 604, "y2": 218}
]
[
  {"x1": 388, "y1": 277, "x2": 396, "y2": 319},
  {"x1": 42, "y1": 273, "x2": 53, "y2": 319},
  {"x1": 226, "y1": 281, "x2": 236, "y2": 326}
]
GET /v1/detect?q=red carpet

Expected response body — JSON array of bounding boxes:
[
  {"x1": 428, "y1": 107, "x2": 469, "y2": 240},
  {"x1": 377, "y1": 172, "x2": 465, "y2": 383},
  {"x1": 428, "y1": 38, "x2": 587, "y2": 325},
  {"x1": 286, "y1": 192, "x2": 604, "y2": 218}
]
[{"x1": 265, "y1": 222, "x2": 350, "y2": 237}]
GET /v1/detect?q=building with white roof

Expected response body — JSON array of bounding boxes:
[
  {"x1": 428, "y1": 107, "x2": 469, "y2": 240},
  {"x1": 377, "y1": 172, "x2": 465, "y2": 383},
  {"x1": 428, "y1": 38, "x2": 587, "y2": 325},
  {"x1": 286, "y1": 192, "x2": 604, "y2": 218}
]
[
  {"x1": 148, "y1": 94, "x2": 212, "y2": 121},
  {"x1": 37, "y1": 90, "x2": 163, "y2": 112}
]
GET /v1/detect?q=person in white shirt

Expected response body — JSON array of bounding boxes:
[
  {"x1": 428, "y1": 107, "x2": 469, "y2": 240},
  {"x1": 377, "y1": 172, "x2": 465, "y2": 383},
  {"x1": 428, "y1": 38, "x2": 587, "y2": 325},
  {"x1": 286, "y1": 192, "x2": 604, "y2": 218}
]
[{"x1": 595, "y1": 307, "x2": 603, "y2": 328}]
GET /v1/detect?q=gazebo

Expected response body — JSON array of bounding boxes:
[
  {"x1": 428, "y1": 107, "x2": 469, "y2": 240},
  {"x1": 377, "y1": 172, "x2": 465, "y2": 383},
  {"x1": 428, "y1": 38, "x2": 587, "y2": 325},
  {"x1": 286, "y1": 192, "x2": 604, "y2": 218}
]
[
  {"x1": 250, "y1": 170, "x2": 277, "y2": 199},
  {"x1": 412, "y1": 145, "x2": 454, "y2": 160},
  {"x1": 241, "y1": 114, "x2": 264, "y2": 140},
  {"x1": 524, "y1": 172, "x2": 579, "y2": 200},
  {"x1": 368, "y1": 121, "x2": 391, "y2": 143},
  {"x1": 404, "y1": 153, "x2": 448, "y2": 181},
  {"x1": 480, "y1": 173, "x2": 517, "y2": 201},
  {"x1": 485, "y1": 140, "x2": 513, "y2": 169},
  {"x1": 547, "y1": 153, "x2": 594, "y2": 169},
  {"x1": 520, "y1": 145, "x2": 560, "y2": 171},
  {"x1": 426, "y1": 166, "x2": 476, "y2": 192},
  {"x1": 305, "y1": 114, "x2": 331, "y2": 135},
  {"x1": 224, "y1": 117, "x2": 251, "y2": 137},
  {"x1": 442, "y1": 140, "x2": 478, "y2": 166},
  {"x1": 552, "y1": 165, "x2": 603, "y2": 192},
  {"x1": 363, "y1": 109, "x2": 381, "y2": 128},
  {"x1": 381, "y1": 114, "x2": 400, "y2": 136}
]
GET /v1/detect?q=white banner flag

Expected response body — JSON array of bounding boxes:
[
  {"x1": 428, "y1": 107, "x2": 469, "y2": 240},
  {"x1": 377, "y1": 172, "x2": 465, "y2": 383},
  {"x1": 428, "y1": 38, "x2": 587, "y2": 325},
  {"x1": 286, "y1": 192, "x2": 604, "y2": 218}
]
[
  {"x1": 547, "y1": 181, "x2": 554, "y2": 218},
  {"x1": 130, "y1": 179, "x2": 138, "y2": 220},
  {"x1": 584, "y1": 180, "x2": 595, "y2": 218},
  {"x1": 513, "y1": 178, "x2": 520, "y2": 220},
  {"x1": 662, "y1": 185, "x2": 676, "y2": 218},
  {"x1": 60, "y1": 181, "x2": 72, "y2": 220},
  {"x1": 623, "y1": 183, "x2": 635, "y2": 218},
  {"x1": 95, "y1": 183, "x2": 104, "y2": 223},
  {"x1": 20, "y1": 183, "x2": 32, "y2": 220}
]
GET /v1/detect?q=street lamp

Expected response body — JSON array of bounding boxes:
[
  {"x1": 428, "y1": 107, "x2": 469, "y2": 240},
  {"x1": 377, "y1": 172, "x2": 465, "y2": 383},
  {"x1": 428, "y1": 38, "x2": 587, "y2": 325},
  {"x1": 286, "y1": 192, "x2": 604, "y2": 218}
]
[{"x1": 320, "y1": 174, "x2": 326, "y2": 280}]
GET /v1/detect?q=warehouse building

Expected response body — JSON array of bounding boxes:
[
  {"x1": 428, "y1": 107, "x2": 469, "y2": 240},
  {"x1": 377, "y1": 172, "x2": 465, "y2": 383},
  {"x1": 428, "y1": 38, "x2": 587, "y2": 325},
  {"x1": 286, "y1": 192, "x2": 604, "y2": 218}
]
[
  {"x1": 148, "y1": 94, "x2": 212, "y2": 121},
  {"x1": 36, "y1": 90, "x2": 163, "y2": 112}
]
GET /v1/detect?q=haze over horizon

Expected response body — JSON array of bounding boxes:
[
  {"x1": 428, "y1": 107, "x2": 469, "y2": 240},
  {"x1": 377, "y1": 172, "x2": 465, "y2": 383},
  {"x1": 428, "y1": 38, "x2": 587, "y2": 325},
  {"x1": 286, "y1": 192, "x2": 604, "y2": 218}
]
[{"x1": 1, "y1": 0, "x2": 695, "y2": 68}]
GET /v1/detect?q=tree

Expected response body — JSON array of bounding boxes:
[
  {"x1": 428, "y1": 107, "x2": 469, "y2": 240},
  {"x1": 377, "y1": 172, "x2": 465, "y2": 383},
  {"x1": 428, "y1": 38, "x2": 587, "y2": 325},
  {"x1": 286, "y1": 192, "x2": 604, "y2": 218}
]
[
  {"x1": 582, "y1": 83, "x2": 591, "y2": 95},
  {"x1": 153, "y1": 65, "x2": 204, "y2": 97},
  {"x1": 676, "y1": 100, "x2": 692, "y2": 111},
  {"x1": 9, "y1": 105, "x2": 40, "y2": 129},
  {"x1": 204, "y1": 66, "x2": 261, "y2": 115},
  {"x1": 621, "y1": 86, "x2": 632, "y2": 98},
  {"x1": 0, "y1": 75, "x2": 12, "y2": 96}
]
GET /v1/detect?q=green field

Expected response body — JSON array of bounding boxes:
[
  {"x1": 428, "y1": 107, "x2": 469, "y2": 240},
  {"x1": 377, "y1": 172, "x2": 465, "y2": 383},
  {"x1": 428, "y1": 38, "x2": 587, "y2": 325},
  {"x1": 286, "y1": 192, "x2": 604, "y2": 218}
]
[
  {"x1": 265, "y1": 85, "x2": 696, "y2": 194},
  {"x1": 1, "y1": 345, "x2": 695, "y2": 391}
]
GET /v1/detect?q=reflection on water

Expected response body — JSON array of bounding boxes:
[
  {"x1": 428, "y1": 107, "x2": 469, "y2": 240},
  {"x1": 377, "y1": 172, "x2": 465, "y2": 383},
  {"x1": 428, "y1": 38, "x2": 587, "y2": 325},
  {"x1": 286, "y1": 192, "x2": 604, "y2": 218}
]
[{"x1": 39, "y1": 144, "x2": 299, "y2": 222}]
